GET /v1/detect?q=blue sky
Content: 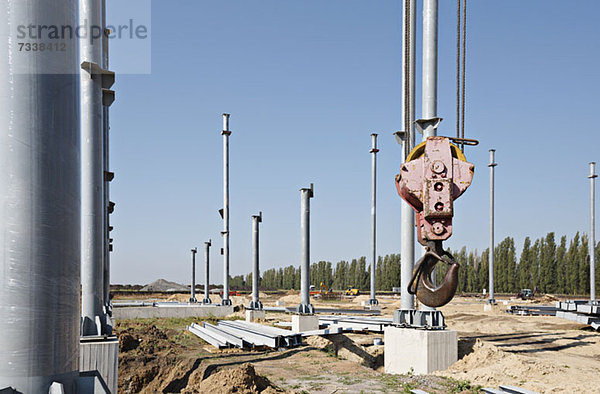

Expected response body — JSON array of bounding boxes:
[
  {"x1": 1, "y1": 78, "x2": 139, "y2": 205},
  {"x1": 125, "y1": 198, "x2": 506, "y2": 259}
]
[{"x1": 108, "y1": 1, "x2": 600, "y2": 285}]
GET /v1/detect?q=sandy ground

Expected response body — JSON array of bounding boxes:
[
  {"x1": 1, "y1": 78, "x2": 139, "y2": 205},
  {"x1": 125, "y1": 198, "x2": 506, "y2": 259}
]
[{"x1": 114, "y1": 291, "x2": 600, "y2": 393}]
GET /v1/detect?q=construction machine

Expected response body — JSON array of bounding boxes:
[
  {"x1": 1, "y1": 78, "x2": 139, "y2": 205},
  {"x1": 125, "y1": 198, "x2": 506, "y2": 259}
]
[{"x1": 345, "y1": 287, "x2": 360, "y2": 296}]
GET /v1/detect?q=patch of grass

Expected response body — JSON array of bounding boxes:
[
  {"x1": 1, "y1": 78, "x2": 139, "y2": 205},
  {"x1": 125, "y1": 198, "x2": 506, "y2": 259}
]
[
  {"x1": 444, "y1": 377, "x2": 481, "y2": 393},
  {"x1": 402, "y1": 382, "x2": 416, "y2": 393},
  {"x1": 120, "y1": 315, "x2": 244, "y2": 331},
  {"x1": 378, "y1": 373, "x2": 407, "y2": 390},
  {"x1": 298, "y1": 375, "x2": 326, "y2": 382},
  {"x1": 338, "y1": 375, "x2": 361, "y2": 386}
]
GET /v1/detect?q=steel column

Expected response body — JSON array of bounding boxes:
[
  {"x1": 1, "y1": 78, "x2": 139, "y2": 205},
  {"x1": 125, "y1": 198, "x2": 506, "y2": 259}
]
[
  {"x1": 190, "y1": 248, "x2": 198, "y2": 303},
  {"x1": 250, "y1": 213, "x2": 263, "y2": 309},
  {"x1": 420, "y1": 0, "x2": 439, "y2": 311},
  {"x1": 81, "y1": 0, "x2": 107, "y2": 336},
  {"x1": 0, "y1": 0, "x2": 81, "y2": 391},
  {"x1": 101, "y1": 0, "x2": 112, "y2": 318},
  {"x1": 589, "y1": 162, "x2": 597, "y2": 302},
  {"x1": 369, "y1": 135, "x2": 379, "y2": 305},
  {"x1": 422, "y1": 0, "x2": 438, "y2": 138},
  {"x1": 489, "y1": 149, "x2": 497, "y2": 304},
  {"x1": 203, "y1": 240, "x2": 212, "y2": 304},
  {"x1": 297, "y1": 185, "x2": 315, "y2": 314},
  {"x1": 400, "y1": 0, "x2": 417, "y2": 311},
  {"x1": 221, "y1": 113, "x2": 232, "y2": 306}
]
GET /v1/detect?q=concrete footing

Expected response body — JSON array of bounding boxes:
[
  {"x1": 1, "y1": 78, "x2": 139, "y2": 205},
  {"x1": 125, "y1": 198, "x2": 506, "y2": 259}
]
[
  {"x1": 80, "y1": 336, "x2": 119, "y2": 394},
  {"x1": 113, "y1": 305, "x2": 234, "y2": 319},
  {"x1": 292, "y1": 314, "x2": 319, "y2": 332},
  {"x1": 246, "y1": 309, "x2": 266, "y2": 322},
  {"x1": 275, "y1": 300, "x2": 286, "y2": 306},
  {"x1": 362, "y1": 302, "x2": 381, "y2": 311},
  {"x1": 384, "y1": 327, "x2": 457, "y2": 374}
]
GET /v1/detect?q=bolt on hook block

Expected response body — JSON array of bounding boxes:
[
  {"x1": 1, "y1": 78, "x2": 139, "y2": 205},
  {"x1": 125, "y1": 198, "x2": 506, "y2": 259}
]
[{"x1": 395, "y1": 137, "x2": 474, "y2": 245}]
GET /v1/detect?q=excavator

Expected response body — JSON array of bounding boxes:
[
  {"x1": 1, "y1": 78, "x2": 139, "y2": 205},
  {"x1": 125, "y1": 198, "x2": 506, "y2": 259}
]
[{"x1": 309, "y1": 282, "x2": 331, "y2": 296}]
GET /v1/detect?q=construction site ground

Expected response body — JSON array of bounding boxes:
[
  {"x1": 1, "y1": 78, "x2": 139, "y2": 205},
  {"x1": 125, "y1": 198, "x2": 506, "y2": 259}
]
[{"x1": 114, "y1": 291, "x2": 600, "y2": 393}]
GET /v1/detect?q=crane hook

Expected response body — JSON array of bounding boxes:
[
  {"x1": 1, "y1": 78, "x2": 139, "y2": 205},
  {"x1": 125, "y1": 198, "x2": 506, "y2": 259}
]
[{"x1": 408, "y1": 241, "x2": 460, "y2": 308}]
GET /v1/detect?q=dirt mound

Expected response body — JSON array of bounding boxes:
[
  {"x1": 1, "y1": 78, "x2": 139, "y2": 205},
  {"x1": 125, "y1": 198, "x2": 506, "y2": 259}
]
[
  {"x1": 141, "y1": 278, "x2": 188, "y2": 292},
  {"x1": 119, "y1": 333, "x2": 139, "y2": 352},
  {"x1": 541, "y1": 294, "x2": 560, "y2": 302},
  {"x1": 279, "y1": 294, "x2": 300, "y2": 304},
  {"x1": 351, "y1": 295, "x2": 370, "y2": 304},
  {"x1": 435, "y1": 339, "x2": 566, "y2": 392},
  {"x1": 183, "y1": 363, "x2": 281, "y2": 393},
  {"x1": 167, "y1": 293, "x2": 191, "y2": 302}
]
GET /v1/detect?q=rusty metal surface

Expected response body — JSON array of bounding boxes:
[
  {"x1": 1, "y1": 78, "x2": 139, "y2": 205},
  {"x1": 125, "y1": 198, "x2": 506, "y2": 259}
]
[
  {"x1": 396, "y1": 136, "x2": 474, "y2": 307},
  {"x1": 396, "y1": 136, "x2": 474, "y2": 245},
  {"x1": 408, "y1": 241, "x2": 459, "y2": 308}
]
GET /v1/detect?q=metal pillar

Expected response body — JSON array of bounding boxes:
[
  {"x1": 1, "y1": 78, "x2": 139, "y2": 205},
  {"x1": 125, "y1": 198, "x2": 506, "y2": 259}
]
[
  {"x1": 297, "y1": 184, "x2": 315, "y2": 314},
  {"x1": 400, "y1": 0, "x2": 417, "y2": 311},
  {"x1": 101, "y1": 0, "x2": 115, "y2": 322},
  {"x1": 221, "y1": 113, "x2": 232, "y2": 306},
  {"x1": 190, "y1": 248, "x2": 198, "y2": 303},
  {"x1": 421, "y1": 0, "x2": 439, "y2": 139},
  {"x1": 203, "y1": 240, "x2": 212, "y2": 304},
  {"x1": 0, "y1": 0, "x2": 81, "y2": 391},
  {"x1": 489, "y1": 150, "x2": 497, "y2": 304},
  {"x1": 419, "y1": 0, "x2": 439, "y2": 311},
  {"x1": 81, "y1": 0, "x2": 107, "y2": 336},
  {"x1": 249, "y1": 213, "x2": 264, "y2": 310},
  {"x1": 589, "y1": 162, "x2": 597, "y2": 302},
  {"x1": 368, "y1": 135, "x2": 379, "y2": 305}
]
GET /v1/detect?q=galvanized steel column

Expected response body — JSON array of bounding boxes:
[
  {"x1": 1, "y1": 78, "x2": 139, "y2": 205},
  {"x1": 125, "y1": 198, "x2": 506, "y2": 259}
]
[
  {"x1": 297, "y1": 185, "x2": 315, "y2": 314},
  {"x1": 203, "y1": 240, "x2": 212, "y2": 304},
  {"x1": 221, "y1": 113, "x2": 232, "y2": 306},
  {"x1": 422, "y1": 0, "x2": 438, "y2": 138},
  {"x1": 400, "y1": 0, "x2": 416, "y2": 311},
  {"x1": 249, "y1": 213, "x2": 263, "y2": 310},
  {"x1": 368, "y1": 134, "x2": 379, "y2": 305},
  {"x1": 420, "y1": 0, "x2": 439, "y2": 311},
  {"x1": 0, "y1": 0, "x2": 81, "y2": 391},
  {"x1": 80, "y1": 0, "x2": 106, "y2": 336},
  {"x1": 488, "y1": 149, "x2": 497, "y2": 304},
  {"x1": 101, "y1": 0, "x2": 113, "y2": 316},
  {"x1": 190, "y1": 248, "x2": 198, "y2": 303},
  {"x1": 589, "y1": 162, "x2": 597, "y2": 302}
]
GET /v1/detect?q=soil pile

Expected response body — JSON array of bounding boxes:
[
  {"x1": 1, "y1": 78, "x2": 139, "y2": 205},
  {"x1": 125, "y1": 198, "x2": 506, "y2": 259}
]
[
  {"x1": 141, "y1": 278, "x2": 189, "y2": 292},
  {"x1": 435, "y1": 338, "x2": 573, "y2": 392},
  {"x1": 351, "y1": 295, "x2": 370, "y2": 304},
  {"x1": 278, "y1": 294, "x2": 300, "y2": 304},
  {"x1": 183, "y1": 363, "x2": 281, "y2": 394}
]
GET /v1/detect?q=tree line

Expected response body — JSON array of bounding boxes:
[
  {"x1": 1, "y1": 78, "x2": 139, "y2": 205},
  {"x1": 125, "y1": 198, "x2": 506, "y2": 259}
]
[{"x1": 229, "y1": 232, "x2": 600, "y2": 296}]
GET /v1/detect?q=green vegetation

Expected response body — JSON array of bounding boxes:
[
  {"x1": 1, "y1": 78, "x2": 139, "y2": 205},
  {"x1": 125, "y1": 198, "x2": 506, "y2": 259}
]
[
  {"x1": 444, "y1": 377, "x2": 481, "y2": 393},
  {"x1": 228, "y1": 231, "x2": 599, "y2": 295}
]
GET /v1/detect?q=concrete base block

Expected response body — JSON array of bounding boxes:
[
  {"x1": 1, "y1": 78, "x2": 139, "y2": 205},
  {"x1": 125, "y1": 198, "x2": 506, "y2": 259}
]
[
  {"x1": 276, "y1": 300, "x2": 286, "y2": 306},
  {"x1": 292, "y1": 314, "x2": 319, "y2": 332},
  {"x1": 246, "y1": 309, "x2": 266, "y2": 322},
  {"x1": 80, "y1": 336, "x2": 119, "y2": 394},
  {"x1": 113, "y1": 305, "x2": 234, "y2": 319},
  {"x1": 364, "y1": 304, "x2": 381, "y2": 311},
  {"x1": 483, "y1": 304, "x2": 493, "y2": 311},
  {"x1": 384, "y1": 327, "x2": 457, "y2": 374}
]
